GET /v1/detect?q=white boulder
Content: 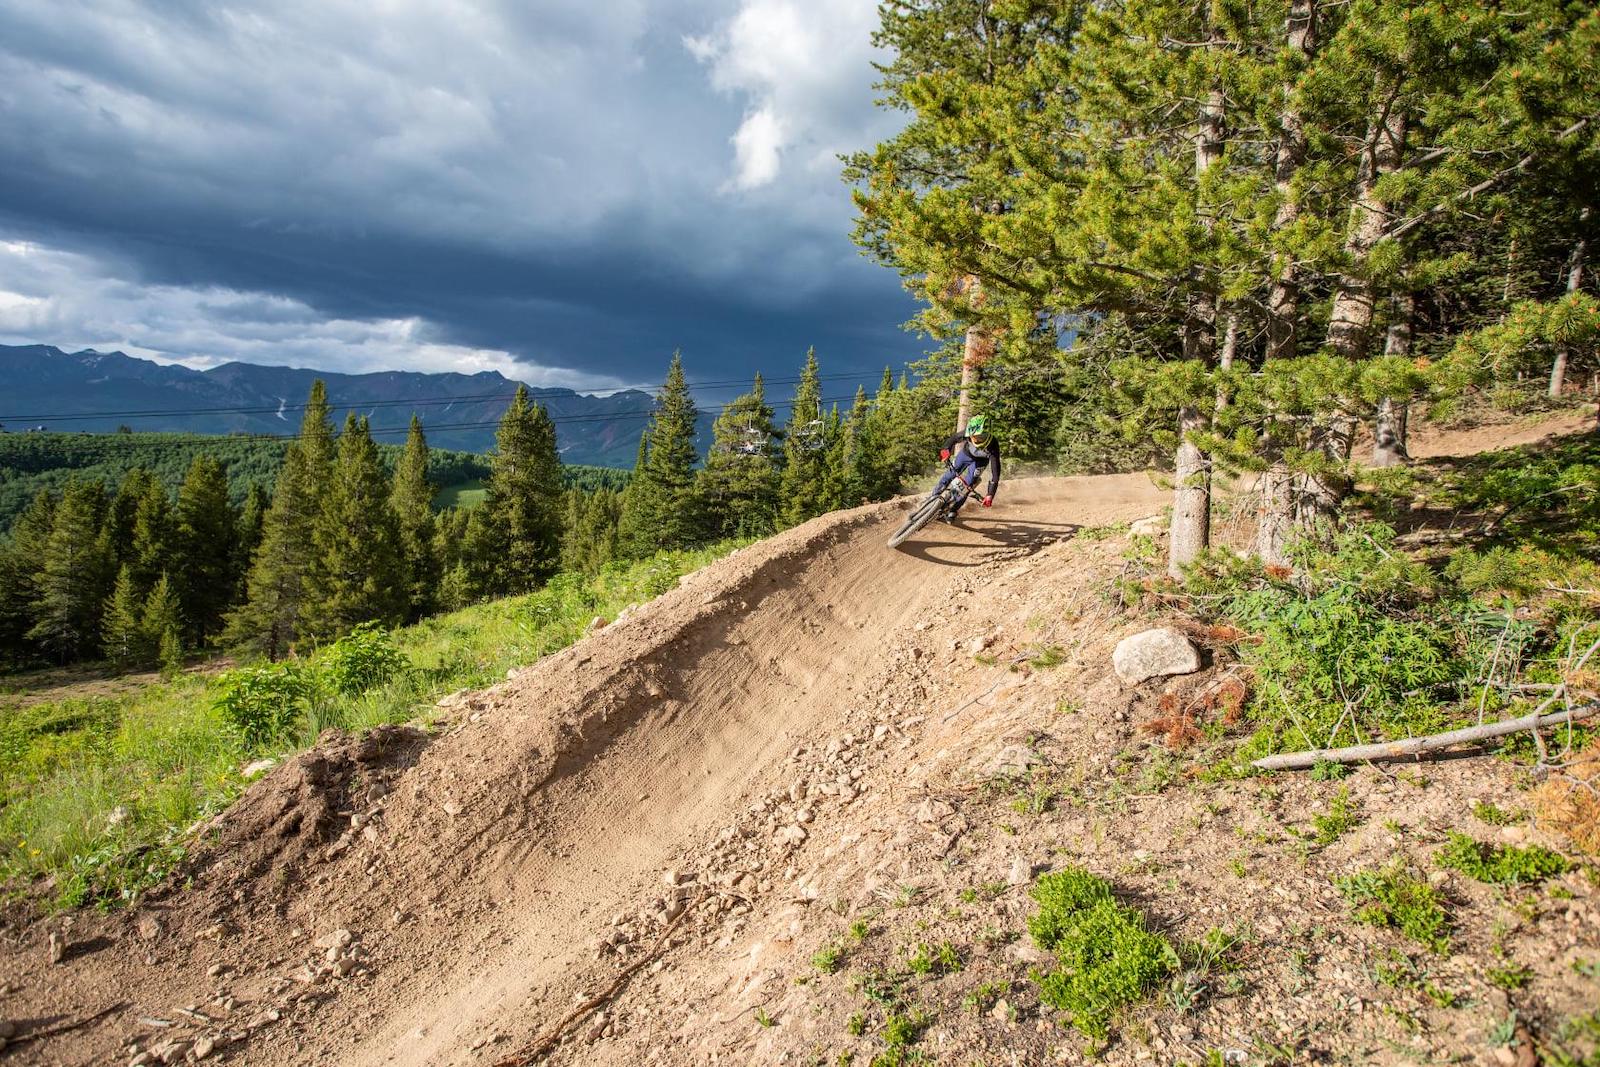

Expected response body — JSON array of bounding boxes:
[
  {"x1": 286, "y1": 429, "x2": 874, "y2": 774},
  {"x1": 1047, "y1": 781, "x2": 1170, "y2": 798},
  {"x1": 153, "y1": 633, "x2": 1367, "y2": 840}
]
[{"x1": 1112, "y1": 627, "x2": 1201, "y2": 685}]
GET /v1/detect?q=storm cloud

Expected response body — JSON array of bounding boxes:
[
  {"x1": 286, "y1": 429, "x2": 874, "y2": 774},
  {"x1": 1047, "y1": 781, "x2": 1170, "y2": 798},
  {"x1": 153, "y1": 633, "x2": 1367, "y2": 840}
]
[{"x1": 0, "y1": 0, "x2": 917, "y2": 400}]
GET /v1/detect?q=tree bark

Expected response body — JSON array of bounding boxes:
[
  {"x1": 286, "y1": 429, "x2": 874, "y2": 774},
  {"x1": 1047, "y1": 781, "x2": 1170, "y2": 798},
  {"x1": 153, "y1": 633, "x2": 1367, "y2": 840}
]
[
  {"x1": 1550, "y1": 212, "x2": 1589, "y2": 400},
  {"x1": 1168, "y1": 81, "x2": 1225, "y2": 579},
  {"x1": 1264, "y1": 0, "x2": 1317, "y2": 362},
  {"x1": 1256, "y1": 458, "x2": 1295, "y2": 568},
  {"x1": 1373, "y1": 292, "x2": 1414, "y2": 467},
  {"x1": 1168, "y1": 404, "x2": 1212, "y2": 579},
  {"x1": 956, "y1": 275, "x2": 993, "y2": 432},
  {"x1": 1327, "y1": 85, "x2": 1408, "y2": 361}
]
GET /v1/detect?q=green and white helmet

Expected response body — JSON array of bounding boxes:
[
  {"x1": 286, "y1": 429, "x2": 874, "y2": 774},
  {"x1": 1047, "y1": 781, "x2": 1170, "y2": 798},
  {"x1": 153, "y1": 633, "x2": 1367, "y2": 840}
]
[{"x1": 965, "y1": 414, "x2": 989, "y2": 444}]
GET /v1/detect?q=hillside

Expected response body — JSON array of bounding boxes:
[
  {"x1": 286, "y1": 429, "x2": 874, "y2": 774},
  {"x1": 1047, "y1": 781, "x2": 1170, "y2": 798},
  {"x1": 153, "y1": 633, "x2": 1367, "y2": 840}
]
[
  {"x1": 2, "y1": 416, "x2": 1596, "y2": 1066},
  {"x1": 0, "y1": 344, "x2": 674, "y2": 466}
]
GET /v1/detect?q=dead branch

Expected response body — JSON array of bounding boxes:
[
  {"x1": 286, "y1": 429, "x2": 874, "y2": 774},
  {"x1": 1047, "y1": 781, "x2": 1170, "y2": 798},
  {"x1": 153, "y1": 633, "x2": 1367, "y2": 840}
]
[{"x1": 1252, "y1": 703, "x2": 1599, "y2": 771}]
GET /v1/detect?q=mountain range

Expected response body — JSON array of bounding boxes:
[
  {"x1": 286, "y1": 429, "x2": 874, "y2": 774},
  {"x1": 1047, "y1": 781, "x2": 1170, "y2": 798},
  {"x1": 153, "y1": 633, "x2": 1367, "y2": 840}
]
[{"x1": 0, "y1": 344, "x2": 673, "y2": 467}]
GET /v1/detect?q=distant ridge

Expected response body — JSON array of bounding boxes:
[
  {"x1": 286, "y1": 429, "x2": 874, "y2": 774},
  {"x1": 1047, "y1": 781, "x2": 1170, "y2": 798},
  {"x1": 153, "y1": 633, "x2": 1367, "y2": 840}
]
[{"x1": 0, "y1": 344, "x2": 660, "y2": 466}]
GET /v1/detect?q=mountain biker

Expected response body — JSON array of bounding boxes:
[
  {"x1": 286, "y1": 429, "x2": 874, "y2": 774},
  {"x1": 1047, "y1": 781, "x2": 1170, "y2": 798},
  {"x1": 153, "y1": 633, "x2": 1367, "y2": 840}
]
[{"x1": 933, "y1": 414, "x2": 1001, "y2": 521}]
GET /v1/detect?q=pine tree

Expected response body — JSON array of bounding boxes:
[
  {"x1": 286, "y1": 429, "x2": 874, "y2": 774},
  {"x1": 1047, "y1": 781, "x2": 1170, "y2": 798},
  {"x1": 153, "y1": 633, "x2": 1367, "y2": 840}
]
[
  {"x1": 477, "y1": 387, "x2": 563, "y2": 594},
  {"x1": 778, "y1": 348, "x2": 830, "y2": 526},
  {"x1": 174, "y1": 454, "x2": 236, "y2": 645},
  {"x1": 0, "y1": 488, "x2": 55, "y2": 665},
  {"x1": 234, "y1": 482, "x2": 269, "y2": 597},
  {"x1": 224, "y1": 382, "x2": 333, "y2": 657},
  {"x1": 109, "y1": 468, "x2": 157, "y2": 565},
  {"x1": 622, "y1": 354, "x2": 703, "y2": 553},
  {"x1": 303, "y1": 415, "x2": 406, "y2": 637},
  {"x1": 696, "y1": 373, "x2": 781, "y2": 539},
  {"x1": 391, "y1": 415, "x2": 439, "y2": 618},
  {"x1": 28, "y1": 480, "x2": 113, "y2": 662},
  {"x1": 616, "y1": 430, "x2": 653, "y2": 558},
  {"x1": 102, "y1": 565, "x2": 150, "y2": 670},
  {"x1": 141, "y1": 573, "x2": 184, "y2": 675},
  {"x1": 128, "y1": 476, "x2": 173, "y2": 598},
  {"x1": 561, "y1": 489, "x2": 623, "y2": 574}
]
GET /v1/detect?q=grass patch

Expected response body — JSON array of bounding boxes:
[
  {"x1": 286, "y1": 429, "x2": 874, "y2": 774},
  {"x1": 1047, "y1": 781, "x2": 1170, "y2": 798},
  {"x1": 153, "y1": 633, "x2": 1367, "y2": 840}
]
[
  {"x1": 905, "y1": 940, "x2": 961, "y2": 976},
  {"x1": 1336, "y1": 863, "x2": 1452, "y2": 954},
  {"x1": 1435, "y1": 832, "x2": 1571, "y2": 886},
  {"x1": 1472, "y1": 801, "x2": 1525, "y2": 826},
  {"x1": 1311, "y1": 787, "x2": 1362, "y2": 846},
  {"x1": 1028, "y1": 867, "x2": 1178, "y2": 1043},
  {"x1": 1, "y1": 541, "x2": 750, "y2": 908}
]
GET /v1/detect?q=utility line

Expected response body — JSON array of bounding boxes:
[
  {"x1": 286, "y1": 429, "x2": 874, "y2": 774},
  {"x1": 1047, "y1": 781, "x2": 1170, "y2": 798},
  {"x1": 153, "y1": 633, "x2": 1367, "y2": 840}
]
[
  {"x1": 8, "y1": 392, "x2": 877, "y2": 446},
  {"x1": 0, "y1": 371, "x2": 881, "y2": 424}
]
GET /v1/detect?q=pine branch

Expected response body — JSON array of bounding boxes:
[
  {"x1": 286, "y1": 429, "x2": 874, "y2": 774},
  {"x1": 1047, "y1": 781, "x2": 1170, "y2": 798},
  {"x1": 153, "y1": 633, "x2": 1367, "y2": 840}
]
[{"x1": 1388, "y1": 116, "x2": 1595, "y2": 240}]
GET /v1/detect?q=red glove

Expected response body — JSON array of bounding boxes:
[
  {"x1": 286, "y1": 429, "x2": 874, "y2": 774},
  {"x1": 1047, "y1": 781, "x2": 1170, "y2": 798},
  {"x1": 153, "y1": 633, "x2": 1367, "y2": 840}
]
[
  {"x1": 982, "y1": 495, "x2": 993, "y2": 507},
  {"x1": 939, "y1": 448, "x2": 950, "y2": 462}
]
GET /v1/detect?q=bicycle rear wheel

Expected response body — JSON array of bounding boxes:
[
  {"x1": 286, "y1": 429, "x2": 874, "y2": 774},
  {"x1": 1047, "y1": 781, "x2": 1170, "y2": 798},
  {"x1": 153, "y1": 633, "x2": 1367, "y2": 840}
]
[{"x1": 887, "y1": 493, "x2": 945, "y2": 549}]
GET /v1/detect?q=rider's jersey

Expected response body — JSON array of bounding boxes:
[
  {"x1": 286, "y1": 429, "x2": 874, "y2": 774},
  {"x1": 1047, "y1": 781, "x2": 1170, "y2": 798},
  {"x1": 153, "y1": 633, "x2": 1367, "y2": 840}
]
[{"x1": 943, "y1": 432, "x2": 1002, "y2": 497}]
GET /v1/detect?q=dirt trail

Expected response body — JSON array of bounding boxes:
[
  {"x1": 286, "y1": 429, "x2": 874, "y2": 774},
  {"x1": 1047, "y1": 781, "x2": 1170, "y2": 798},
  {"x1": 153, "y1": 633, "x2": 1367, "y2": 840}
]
[{"x1": 1, "y1": 473, "x2": 1166, "y2": 1066}]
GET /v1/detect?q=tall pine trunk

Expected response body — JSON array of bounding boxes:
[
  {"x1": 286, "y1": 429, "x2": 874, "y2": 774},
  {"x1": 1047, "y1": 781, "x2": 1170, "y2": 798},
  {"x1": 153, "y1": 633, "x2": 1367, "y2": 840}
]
[
  {"x1": 1256, "y1": 0, "x2": 1317, "y2": 567},
  {"x1": 1168, "y1": 84, "x2": 1225, "y2": 580},
  {"x1": 1327, "y1": 85, "x2": 1407, "y2": 360},
  {"x1": 1373, "y1": 292, "x2": 1414, "y2": 467},
  {"x1": 1299, "y1": 81, "x2": 1406, "y2": 528},
  {"x1": 1550, "y1": 211, "x2": 1589, "y2": 399},
  {"x1": 955, "y1": 275, "x2": 993, "y2": 432},
  {"x1": 1264, "y1": 0, "x2": 1317, "y2": 362}
]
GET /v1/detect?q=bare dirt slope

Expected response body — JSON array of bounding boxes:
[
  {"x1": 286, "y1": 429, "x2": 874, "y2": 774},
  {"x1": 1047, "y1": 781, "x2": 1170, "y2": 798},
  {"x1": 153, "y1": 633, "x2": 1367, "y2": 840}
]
[{"x1": 2, "y1": 473, "x2": 1168, "y2": 1066}]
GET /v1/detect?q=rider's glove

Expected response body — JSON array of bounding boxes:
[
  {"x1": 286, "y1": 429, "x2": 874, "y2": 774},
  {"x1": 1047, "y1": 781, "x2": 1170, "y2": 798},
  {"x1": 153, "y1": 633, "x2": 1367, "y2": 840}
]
[
  {"x1": 939, "y1": 448, "x2": 950, "y2": 462},
  {"x1": 982, "y1": 495, "x2": 993, "y2": 507}
]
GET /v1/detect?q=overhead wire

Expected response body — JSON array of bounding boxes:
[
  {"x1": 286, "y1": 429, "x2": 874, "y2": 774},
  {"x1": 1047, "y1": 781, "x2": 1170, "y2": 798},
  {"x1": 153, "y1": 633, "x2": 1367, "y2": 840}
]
[{"x1": 0, "y1": 371, "x2": 882, "y2": 424}]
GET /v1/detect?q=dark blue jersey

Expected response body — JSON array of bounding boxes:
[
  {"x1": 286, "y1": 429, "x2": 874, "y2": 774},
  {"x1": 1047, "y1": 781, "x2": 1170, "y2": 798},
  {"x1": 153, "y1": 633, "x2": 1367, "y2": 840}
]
[{"x1": 943, "y1": 432, "x2": 1002, "y2": 497}]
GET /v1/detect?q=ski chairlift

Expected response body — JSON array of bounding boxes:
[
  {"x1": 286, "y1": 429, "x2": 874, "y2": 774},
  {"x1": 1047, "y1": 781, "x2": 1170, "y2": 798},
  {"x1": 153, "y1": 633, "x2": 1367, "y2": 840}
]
[
  {"x1": 794, "y1": 418, "x2": 826, "y2": 452},
  {"x1": 736, "y1": 421, "x2": 767, "y2": 456}
]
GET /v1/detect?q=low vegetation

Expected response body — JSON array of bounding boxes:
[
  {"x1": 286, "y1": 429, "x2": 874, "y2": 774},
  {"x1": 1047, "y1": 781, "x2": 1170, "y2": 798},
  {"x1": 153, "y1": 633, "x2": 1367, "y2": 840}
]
[
  {"x1": 1335, "y1": 863, "x2": 1452, "y2": 955},
  {"x1": 1027, "y1": 867, "x2": 1178, "y2": 1043},
  {"x1": 1435, "y1": 832, "x2": 1571, "y2": 887}
]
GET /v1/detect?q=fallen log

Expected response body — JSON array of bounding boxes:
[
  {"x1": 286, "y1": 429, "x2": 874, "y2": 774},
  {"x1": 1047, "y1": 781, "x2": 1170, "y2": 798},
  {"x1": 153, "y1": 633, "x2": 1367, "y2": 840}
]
[{"x1": 1252, "y1": 704, "x2": 1599, "y2": 772}]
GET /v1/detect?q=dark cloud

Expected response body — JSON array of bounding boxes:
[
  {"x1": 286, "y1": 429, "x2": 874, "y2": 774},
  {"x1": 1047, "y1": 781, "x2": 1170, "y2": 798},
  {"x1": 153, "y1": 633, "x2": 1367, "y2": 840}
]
[{"x1": 0, "y1": 0, "x2": 919, "y2": 399}]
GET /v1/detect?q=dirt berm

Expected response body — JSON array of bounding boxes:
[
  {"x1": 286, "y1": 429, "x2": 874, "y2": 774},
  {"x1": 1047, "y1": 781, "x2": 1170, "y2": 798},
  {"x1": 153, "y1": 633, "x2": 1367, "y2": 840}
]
[{"x1": 3, "y1": 473, "x2": 1169, "y2": 1065}]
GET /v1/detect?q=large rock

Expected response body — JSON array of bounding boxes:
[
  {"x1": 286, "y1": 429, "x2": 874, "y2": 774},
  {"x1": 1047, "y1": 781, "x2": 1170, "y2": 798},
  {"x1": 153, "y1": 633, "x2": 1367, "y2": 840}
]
[{"x1": 1112, "y1": 628, "x2": 1201, "y2": 685}]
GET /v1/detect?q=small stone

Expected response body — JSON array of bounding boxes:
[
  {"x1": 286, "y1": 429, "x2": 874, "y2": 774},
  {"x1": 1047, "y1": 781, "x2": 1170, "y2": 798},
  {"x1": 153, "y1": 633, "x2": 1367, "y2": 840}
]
[
  {"x1": 206, "y1": 963, "x2": 227, "y2": 978},
  {"x1": 48, "y1": 931, "x2": 66, "y2": 963},
  {"x1": 1007, "y1": 857, "x2": 1033, "y2": 887},
  {"x1": 1128, "y1": 515, "x2": 1166, "y2": 537},
  {"x1": 106, "y1": 805, "x2": 131, "y2": 829},
  {"x1": 191, "y1": 1036, "x2": 217, "y2": 1060},
  {"x1": 129, "y1": 1055, "x2": 155, "y2": 1067},
  {"x1": 313, "y1": 929, "x2": 356, "y2": 952},
  {"x1": 151, "y1": 1039, "x2": 191, "y2": 1064},
  {"x1": 136, "y1": 914, "x2": 163, "y2": 941},
  {"x1": 990, "y1": 999, "x2": 1013, "y2": 1022},
  {"x1": 441, "y1": 801, "x2": 462, "y2": 818},
  {"x1": 241, "y1": 758, "x2": 277, "y2": 779}
]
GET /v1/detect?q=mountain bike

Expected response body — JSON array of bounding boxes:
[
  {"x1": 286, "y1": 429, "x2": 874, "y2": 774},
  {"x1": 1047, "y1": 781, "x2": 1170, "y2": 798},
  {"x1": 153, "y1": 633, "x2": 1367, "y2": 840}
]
[{"x1": 886, "y1": 465, "x2": 979, "y2": 549}]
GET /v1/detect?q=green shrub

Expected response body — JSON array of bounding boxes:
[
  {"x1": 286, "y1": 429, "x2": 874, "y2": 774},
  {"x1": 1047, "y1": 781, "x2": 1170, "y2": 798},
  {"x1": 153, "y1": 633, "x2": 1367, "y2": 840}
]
[
  {"x1": 1312, "y1": 787, "x2": 1362, "y2": 846},
  {"x1": 1335, "y1": 863, "x2": 1452, "y2": 954},
  {"x1": 1028, "y1": 868, "x2": 1178, "y2": 1042},
  {"x1": 319, "y1": 623, "x2": 409, "y2": 695},
  {"x1": 1435, "y1": 832, "x2": 1571, "y2": 886},
  {"x1": 213, "y1": 661, "x2": 318, "y2": 747}
]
